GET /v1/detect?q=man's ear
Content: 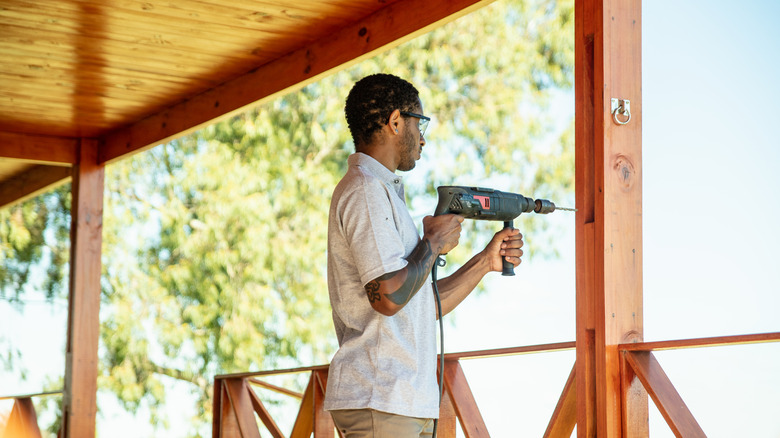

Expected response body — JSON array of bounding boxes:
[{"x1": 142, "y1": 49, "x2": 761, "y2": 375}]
[{"x1": 387, "y1": 109, "x2": 402, "y2": 134}]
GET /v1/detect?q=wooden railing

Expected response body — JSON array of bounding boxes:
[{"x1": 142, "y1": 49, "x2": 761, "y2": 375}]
[
  {"x1": 212, "y1": 342, "x2": 576, "y2": 438},
  {"x1": 2, "y1": 333, "x2": 778, "y2": 437},
  {"x1": 213, "y1": 333, "x2": 780, "y2": 438}
]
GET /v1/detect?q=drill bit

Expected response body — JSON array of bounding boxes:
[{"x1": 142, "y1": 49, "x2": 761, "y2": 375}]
[{"x1": 555, "y1": 206, "x2": 577, "y2": 212}]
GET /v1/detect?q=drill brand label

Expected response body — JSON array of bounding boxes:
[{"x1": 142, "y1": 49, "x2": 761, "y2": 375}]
[{"x1": 474, "y1": 195, "x2": 491, "y2": 210}]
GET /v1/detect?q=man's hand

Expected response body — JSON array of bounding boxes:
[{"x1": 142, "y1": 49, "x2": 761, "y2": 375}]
[
  {"x1": 482, "y1": 227, "x2": 524, "y2": 272},
  {"x1": 422, "y1": 214, "x2": 464, "y2": 255}
]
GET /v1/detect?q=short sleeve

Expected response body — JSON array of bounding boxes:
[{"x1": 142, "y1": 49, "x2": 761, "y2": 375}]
[{"x1": 336, "y1": 177, "x2": 408, "y2": 287}]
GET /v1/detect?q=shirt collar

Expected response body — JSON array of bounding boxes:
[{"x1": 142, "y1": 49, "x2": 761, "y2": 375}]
[{"x1": 348, "y1": 153, "x2": 404, "y2": 188}]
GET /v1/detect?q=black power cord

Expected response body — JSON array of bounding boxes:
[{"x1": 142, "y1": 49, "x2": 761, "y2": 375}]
[{"x1": 430, "y1": 256, "x2": 446, "y2": 438}]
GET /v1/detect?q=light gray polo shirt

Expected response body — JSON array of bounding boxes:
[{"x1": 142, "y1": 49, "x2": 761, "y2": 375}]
[{"x1": 324, "y1": 153, "x2": 439, "y2": 419}]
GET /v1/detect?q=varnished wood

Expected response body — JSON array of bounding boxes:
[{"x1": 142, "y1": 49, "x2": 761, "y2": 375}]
[
  {"x1": 441, "y1": 360, "x2": 489, "y2": 438},
  {"x1": 438, "y1": 384, "x2": 458, "y2": 437},
  {"x1": 62, "y1": 138, "x2": 104, "y2": 438},
  {"x1": 443, "y1": 341, "x2": 575, "y2": 360},
  {"x1": 0, "y1": 131, "x2": 77, "y2": 164},
  {"x1": 212, "y1": 381, "x2": 224, "y2": 438},
  {"x1": 218, "y1": 382, "x2": 242, "y2": 438},
  {"x1": 313, "y1": 370, "x2": 334, "y2": 437},
  {"x1": 248, "y1": 377, "x2": 304, "y2": 399},
  {"x1": 544, "y1": 364, "x2": 577, "y2": 438},
  {"x1": 99, "y1": 0, "x2": 495, "y2": 164},
  {"x1": 222, "y1": 379, "x2": 262, "y2": 438},
  {"x1": 290, "y1": 373, "x2": 316, "y2": 438},
  {"x1": 576, "y1": 0, "x2": 645, "y2": 436},
  {"x1": 0, "y1": 164, "x2": 71, "y2": 209},
  {"x1": 247, "y1": 385, "x2": 285, "y2": 438},
  {"x1": 0, "y1": 0, "x2": 405, "y2": 140},
  {"x1": 623, "y1": 351, "x2": 706, "y2": 438},
  {"x1": 619, "y1": 332, "x2": 780, "y2": 352}
]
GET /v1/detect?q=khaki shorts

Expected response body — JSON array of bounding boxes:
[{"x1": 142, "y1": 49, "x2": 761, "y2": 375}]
[{"x1": 330, "y1": 409, "x2": 435, "y2": 438}]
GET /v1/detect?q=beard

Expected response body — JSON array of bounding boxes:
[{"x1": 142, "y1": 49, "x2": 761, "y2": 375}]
[{"x1": 397, "y1": 125, "x2": 419, "y2": 172}]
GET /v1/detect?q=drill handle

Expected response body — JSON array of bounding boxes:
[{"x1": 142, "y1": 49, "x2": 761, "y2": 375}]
[{"x1": 501, "y1": 220, "x2": 515, "y2": 276}]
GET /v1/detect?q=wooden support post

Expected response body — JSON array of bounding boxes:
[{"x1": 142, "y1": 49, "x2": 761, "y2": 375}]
[
  {"x1": 62, "y1": 138, "x2": 104, "y2": 438},
  {"x1": 290, "y1": 370, "x2": 334, "y2": 438},
  {"x1": 438, "y1": 384, "x2": 457, "y2": 437},
  {"x1": 575, "y1": 0, "x2": 646, "y2": 436},
  {"x1": 441, "y1": 360, "x2": 489, "y2": 438},
  {"x1": 222, "y1": 379, "x2": 262, "y2": 438},
  {"x1": 312, "y1": 369, "x2": 334, "y2": 437}
]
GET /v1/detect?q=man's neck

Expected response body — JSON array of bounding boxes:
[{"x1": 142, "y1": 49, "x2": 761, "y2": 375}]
[{"x1": 358, "y1": 141, "x2": 397, "y2": 173}]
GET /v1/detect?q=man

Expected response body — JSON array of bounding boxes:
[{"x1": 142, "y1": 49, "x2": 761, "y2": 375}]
[{"x1": 324, "y1": 73, "x2": 524, "y2": 437}]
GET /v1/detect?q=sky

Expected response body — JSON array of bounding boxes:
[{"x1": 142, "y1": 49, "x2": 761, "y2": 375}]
[{"x1": 2, "y1": 0, "x2": 779, "y2": 437}]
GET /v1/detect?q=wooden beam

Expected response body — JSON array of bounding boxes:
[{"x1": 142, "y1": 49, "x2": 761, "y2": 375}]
[
  {"x1": 619, "y1": 332, "x2": 780, "y2": 352},
  {"x1": 623, "y1": 351, "x2": 706, "y2": 438},
  {"x1": 443, "y1": 341, "x2": 575, "y2": 360},
  {"x1": 223, "y1": 378, "x2": 262, "y2": 438},
  {"x1": 313, "y1": 369, "x2": 334, "y2": 437},
  {"x1": 290, "y1": 373, "x2": 316, "y2": 438},
  {"x1": 0, "y1": 131, "x2": 78, "y2": 165},
  {"x1": 247, "y1": 384, "x2": 285, "y2": 438},
  {"x1": 442, "y1": 360, "x2": 489, "y2": 438},
  {"x1": 438, "y1": 384, "x2": 458, "y2": 437},
  {"x1": 248, "y1": 377, "x2": 304, "y2": 399},
  {"x1": 544, "y1": 364, "x2": 577, "y2": 438},
  {"x1": 99, "y1": 0, "x2": 496, "y2": 164},
  {"x1": 212, "y1": 380, "x2": 225, "y2": 438},
  {"x1": 575, "y1": 0, "x2": 645, "y2": 436},
  {"x1": 62, "y1": 138, "x2": 104, "y2": 438},
  {"x1": 217, "y1": 382, "x2": 242, "y2": 438},
  {"x1": 0, "y1": 164, "x2": 71, "y2": 209}
]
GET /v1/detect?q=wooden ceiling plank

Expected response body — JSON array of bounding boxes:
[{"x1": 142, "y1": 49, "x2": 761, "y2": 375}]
[
  {"x1": 163, "y1": 0, "x2": 372, "y2": 23},
  {"x1": 0, "y1": 164, "x2": 71, "y2": 209},
  {"x1": 101, "y1": 0, "x2": 496, "y2": 163},
  {"x1": 0, "y1": 23, "x2": 270, "y2": 59},
  {"x1": 0, "y1": 51, "x2": 223, "y2": 85},
  {"x1": 0, "y1": 39, "x2": 251, "y2": 74},
  {"x1": 0, "y1": 42, "x2": 234, "y2": 77},
  {"x1": 5, "y1": 0, "x2": 352, "y2": 36},
  {"x1": 1, "y1": 4, "x2": 304, "y2": 50},
  {"x1": 0, "y1": 61, "x2": 218, "y2": 95},
  {"x1": 0, "y1": 130, "x2": 78, "y2": 165},
  {"x1": 0, "y1": 91, "x2": 154, "y2": 113}
]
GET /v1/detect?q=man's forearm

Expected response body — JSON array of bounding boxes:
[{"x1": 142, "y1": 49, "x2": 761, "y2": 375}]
[
  {"x1": 364, "y1": 238, "x2": 439, "y2": 314},
  {"x1": 433, "y1": 253, "x2": 491, "y2": 317}
]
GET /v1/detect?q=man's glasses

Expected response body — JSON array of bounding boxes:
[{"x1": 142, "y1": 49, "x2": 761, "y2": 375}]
[{"x1": 400, "y1": 111, "x2": 430, "y2": 137}]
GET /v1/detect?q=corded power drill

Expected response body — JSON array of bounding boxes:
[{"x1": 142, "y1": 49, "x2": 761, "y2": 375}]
[{"x1": 433, "y1": 185, "x2": 574, "y2": 276}]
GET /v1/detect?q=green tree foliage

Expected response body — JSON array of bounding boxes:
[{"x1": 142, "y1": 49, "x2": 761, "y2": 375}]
[{"x1": 1, "y1": 0, "x2": 574, "y2": 433}]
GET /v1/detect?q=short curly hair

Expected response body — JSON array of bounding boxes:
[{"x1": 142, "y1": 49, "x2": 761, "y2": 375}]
[{"x1": 345, "y1": 74, "x2": 421, "y2": 149}]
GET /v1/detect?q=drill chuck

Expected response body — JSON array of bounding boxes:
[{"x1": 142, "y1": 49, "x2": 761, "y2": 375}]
[{"x1": 534, "y1": 199, "x2": 556, "y2": 214}]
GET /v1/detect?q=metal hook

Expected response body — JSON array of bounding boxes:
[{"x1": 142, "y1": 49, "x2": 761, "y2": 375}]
[{"x1": 611, "y1": 98, "x2": 631, "y2": 125}]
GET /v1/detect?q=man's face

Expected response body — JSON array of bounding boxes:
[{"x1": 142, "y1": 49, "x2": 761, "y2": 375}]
[{"x1": 396, "y1": 105, "x2": 426, "y2": 172}]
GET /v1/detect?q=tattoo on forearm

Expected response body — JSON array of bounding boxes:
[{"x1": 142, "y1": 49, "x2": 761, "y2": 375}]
[
  {"x1": 383, "y1": 239, "x2": 436, "y2": 306},
  {"x1": 365, "y1": 280, "x2": 381, "y2": 303}
]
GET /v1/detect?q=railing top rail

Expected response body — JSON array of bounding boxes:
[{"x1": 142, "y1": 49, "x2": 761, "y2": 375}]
[
  {"x1": 214, "y1": 364, "x2": 330, "y2": 380},
  {"x1": 0, "y1": 390, "x2": 62, "y2": 401},
  {"x1": 442, "y1": 341, "x2": 576, "y2": 360},
  {"x1": 212, "y1": 332, "x2": 780, "y2": 380},
  {"x1": 619, "y1": 331, "x2": 780, "y2": 352},
  {"x1": 213, "y1": 341, "x2": 577, "y2": 380}
]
